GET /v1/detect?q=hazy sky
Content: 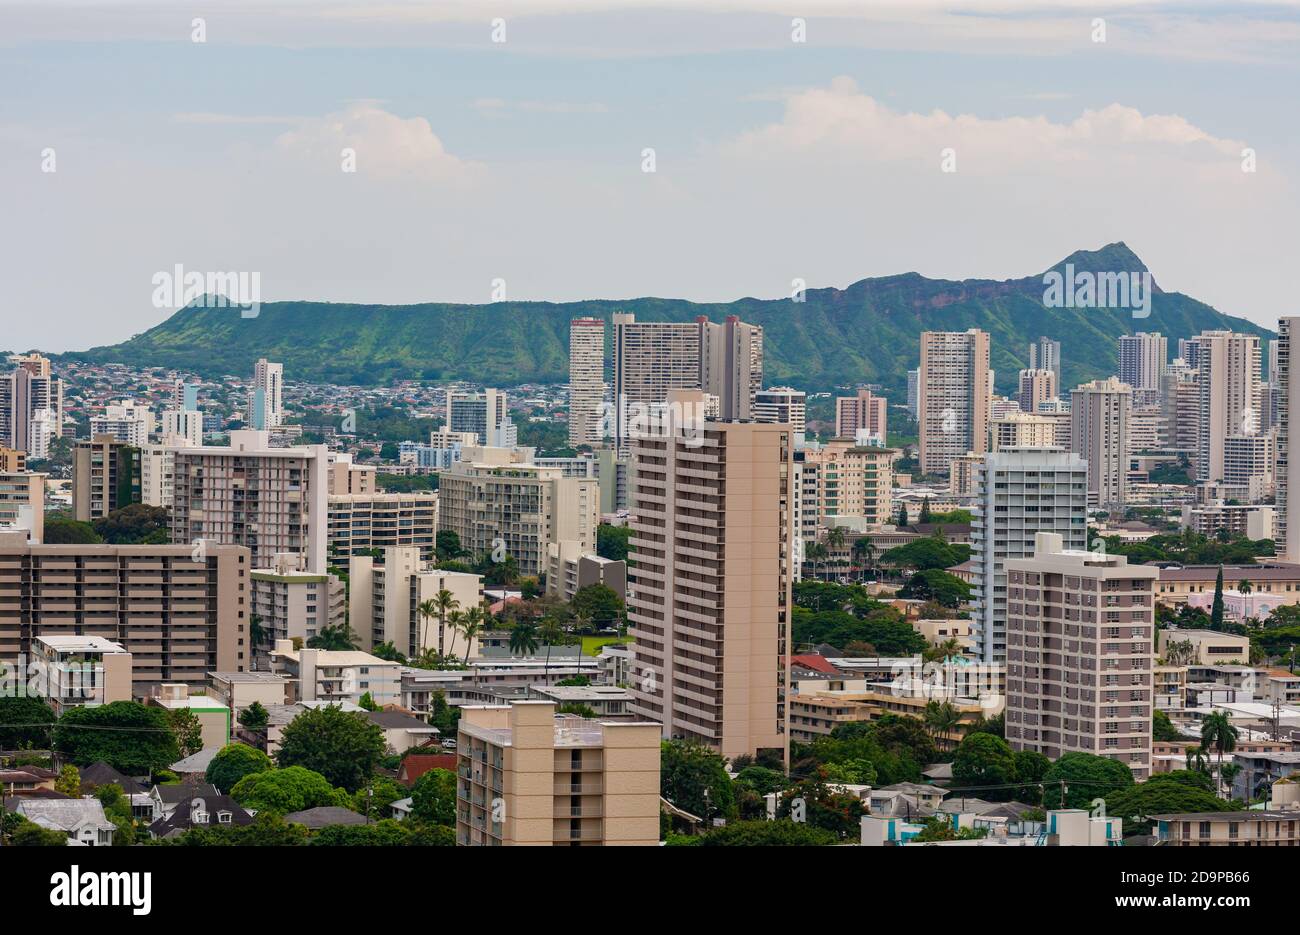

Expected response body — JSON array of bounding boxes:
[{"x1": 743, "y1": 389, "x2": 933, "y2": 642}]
[{"x1": 2, "y1": 0, "x2": 1298, "y2": 352}]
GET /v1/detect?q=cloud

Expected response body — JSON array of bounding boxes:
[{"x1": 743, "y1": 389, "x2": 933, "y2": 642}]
[{"x1": 272, "y1": 103, "x2": 477, "y2": 182}]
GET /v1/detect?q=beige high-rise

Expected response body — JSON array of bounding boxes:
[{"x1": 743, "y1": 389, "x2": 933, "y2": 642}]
[
  {"x1": 1016, "y1": 368, "x2": 1058, "y2": 414},
  {"x1": 1196, "y1": 331, "x2": 1261, "y2": 483},
  {"x1": 568, "y1": 317, "x2": 606, "y2": 446},
  {"x1": 1005, "y1": 532, "x2": 1157, "y2": 780},
  {"x1": 627, "y1": 390, "x2": 793, "y2": 761},
  {"x1": 0, "y1": 533, "x2": 250, "y2": 696},
  {"x1": 918, "y1": 330, "x2": 990, "y2": 475},
  {"x1": 456, "y1": 701, "x2": 661, "y2": 846},
  {"x1": 991, "y1": 411, "x2": 1057, "y2": 452},
  {"x1": 1277, "y1": 318, "x2": 1300, "y2": 560},
  {"x1": 835, "y1": 388, "x2": 888, "y2": 441},
  {"x1": 1070, "y1": 377, "x2": 1131, "y2": 508}
]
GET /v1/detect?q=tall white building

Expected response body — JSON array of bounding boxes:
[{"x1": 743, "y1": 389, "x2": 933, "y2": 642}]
[
  {"x1": 568, "y1": 317, "x2": 606, "y2": 447},
  {"x1": 1070, "y1": 377, "x2": 1131, "y2": 508},
  {"x1": 90, "y1": 400, "x2": 154, "y2": 446},
  {"x1": 161, "y1": 408, "x2": 203, "y2": 446},
  {"x1": 1028, "y1": 336, "x2": 1061, "y2": 382},
  {"x1": 247, "y1": 358, "x2": 284, "y2": 430},
  {"x1": 970, "y1": 448, "x2": 1088, "y2": 664},
  {"x1": 1117, "y1": 332, "x2": 1167, "y2": 406},
  {"x1": 1195, "y1": 331, "x2": 1261, "y2": 484},
  {"x1": 446, "y1": 388, "x2": 516, "y2": 447},
  {"x1": 918, "y1": 329, "x2": 990, "y2": 476}
]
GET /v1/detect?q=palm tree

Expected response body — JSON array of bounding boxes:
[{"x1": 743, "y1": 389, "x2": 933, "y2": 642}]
[
  {"x1": 1238, "y1": 579, "x2": 1254, "y2": 595},
  {"x1": 1201, "y1": 710, "x2": 1239, "y2": 796},
  {"x1": 1185, "y1": 744, "x2": 1209, "y2": 775},
  {"x1": 417, "y1": 598, "x2": 437, "y2": 658},
  {"x1": 923, "y1": 637, "x2": 963, "y2": 664},
  {"x1": 431, "y1": 588, "x2": 459, "y2": 657},
  {"x1": 1219, "y1": 762, "x2": 1243, "y2": 799},
  {"x1": 444, "y1": 610, "x2": 466, "y2": 662},
  {"x1": 458, "y1": 606, "x2": 486, "y2": 663},
  {"x1": 539, "y1": 616, "x2": 566, "y2": 681},
  {"x1": 923, "y1": 699, "x2": 963, "y2": 746},
  {"x1": 825, "y1": 526, "x2": 847, "y2": 580},
  {"x1": 508, "y1": 619, "x2": 540, "y2": 657}
]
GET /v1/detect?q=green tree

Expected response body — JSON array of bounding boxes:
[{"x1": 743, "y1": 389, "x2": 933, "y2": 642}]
[
  {"x1": 91, "y1": 503, "x2": 170, "y2": 544},
  {"x1": 508, "y1": 619, "x2": 540, "y2": 656},
  {"x1": 1211, "y1": 565, "x2": 1225, "y2": 629},
  {"x1": 0, "y1": 696, "x2": 56, "y2": 749},
  {"x1": 952, "y1": 732, "x2": 1018, "y2": 796},
  {"x1": 676, "y1": 820, "x2": 835, "y2": 846},
  {"x1": 898, "y1": 569, "x2": 971, "y2": 608},
  {"x1": 43, "y1": 518, "x2": 102, "y2": 544},
  {"x1": 168, "y1": 706, "x2": 204, "y2": 758},
  {"x1": 206, "y1": 743, "x2": 275, "y2": 793},
  {"x1": 230, "y1": 766, "x2": 348, "y2": 814},
  {"x1": 306, "y1": 621, "x2": 359, "y2": 651},
  {"x1": 1200, "y1": 710, "x2": 1239, "y2": 796},
  {"x1": 1104, "y1": 779, "x2": 1230, "y2": 834},
  {"x1": 54, "y1": 764, "x2": 81, "y2": 797},
  {"x1": 410, "y1": 767, "x2": 458, "y2": 826},
  {"x1": 53, "y1": 701, "x2": 179, "y2": 775},
  {"x1": 661, "y1": 740, "x2": 736, "y2": 822},
  {"x1": 275, "y1": 705, "x2": 386, "y2": 793},
  {"x1": 238, "y1": 700, "x2": 270, "y2": 730},
  {"x1": 596, "y1": 523, "x2": 631, "y2": 561},
  {"x1": 571, "y1": 583, "x2": 625, "y2": 628},
  {"x1": 1153, "y1": 709, "x2": 1183, "y2": 742},
  {"x1": 1042, "y1": 751, "x2": 1135, "y2": 809}
]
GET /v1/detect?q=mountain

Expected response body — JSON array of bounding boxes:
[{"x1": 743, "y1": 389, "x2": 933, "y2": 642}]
[{"x1": 64, "y1": 243, "x2": 1273, "y2": 396}]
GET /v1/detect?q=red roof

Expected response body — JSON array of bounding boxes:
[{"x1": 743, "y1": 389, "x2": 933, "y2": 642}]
[
  {"x1": 791, "y1": 654, "x2": 840, "y2": 675},
  {"x1": 397, "y1": 753, "x2": 457, "y2": 786}
]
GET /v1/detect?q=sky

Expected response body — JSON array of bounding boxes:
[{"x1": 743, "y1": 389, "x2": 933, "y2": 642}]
[{"x1": 2, "y1": 0, "x2": 1298, "y2": 353}]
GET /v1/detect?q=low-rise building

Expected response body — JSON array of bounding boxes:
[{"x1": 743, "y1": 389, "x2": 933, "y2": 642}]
[
  {"x1": 269, "y1": 640, "x2": 402, "y2": 707},
  {"x1": 1157, "y1": 628, "x2": 1251, "y2": 666},
  {"x1": 30, "y1": 634, "x2": 132, "y2": 716},
  {"x1": 544, "y1": 539, "x2": 627, "y2": 603}
]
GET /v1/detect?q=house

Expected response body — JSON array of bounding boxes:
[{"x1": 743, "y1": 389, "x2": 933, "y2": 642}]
[
  {"x1": 169, "y1": 747, "x2": 224, "y2": 779},
  {"x1": 396, "y1": 753, "x2": 457, "y2": 787},
  {"x1": 149, "y1": 795, "x2": 253, "y2": 839},
  {"x1": 77, "y1": 761, "x2": 147, "y2": 794},
  {"x1": 365, "y1": 709, "x2": 441, "y2": 754},
  {"x1": 284, "y1": 806, "x2": 368, "y2": 829},
  {"x1": 390, "y1": 797, "x2": 413, "y2": 821},
  {"x1": 147, "y1": 780, "x2": 220, "y2": 823},
  {"x1": 0, "y1": 766, "x2": 58, "y2": 793},
  {"x1": 12, "y1": 797, "x2": 117, "y2": 846}
]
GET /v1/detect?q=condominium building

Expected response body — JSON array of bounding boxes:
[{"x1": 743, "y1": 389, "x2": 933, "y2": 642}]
[
  {"x1": 1028, "y1": 336, "x2": 1061, "y2": 381},
  {"x1": 72, "y1": 435, "x2": 140, "y2": 522},
  {"x1": 544, "y1": 539, "x2": 627, "y2": 603},
  {"x1": 699, "y1": 315, "x2": 763, "y2": 421},
  {"x1": 991, "y1": 411, "x2": 1057, "y2": 452},
  {"x1": 447, "y1": 388, "x2": 516, "y2": 447},
  {"x1": 90, "y1": 400, "x2": 154, "y2": 446},
  {"x1": 796, "y1": 439, "x2": 894, "y2": 530},
  {"x1": 437, "y1": 446, "x2": 597, "y2": 576},
  {"x1": 1117, "y1": 332, "x2": 1168, "y2": 406},
  {"x1": 1017, "y1": 369, "x2": 1058, "y2": 415},
  {"x1": 139, "y1": 436, "x2": 194, "y2": 509},
  {"x1": 948, "y1": 452, "x2": 984, "y2": 497},
  {"x1": 754, "y1": 387, "x2": 807, "y2": 436},
  {"x1": 326, "y1": 452, "x2": 376, "y2": 495},
  {"x1": 327, "y1": 491, "x2": 438, "y2": 560},
  {"x1": 160, "y1": 408, "x2": 203, "y2": 446},
  {"x1": 1070, "y1": 377, "x2": 1131, "y2": 508},
  {"x1": 1153, "y1": 811, "x2": 1300, "y2": 846},
  {"x1": 268, "y1": 640, "x2": 401, "y2": 707},
  {"x1": 627, "y1": 390, "x2": 793, "y2": 760},
  {"x1": 0, "y1": 533, "x2": 251, "y2": 695},
  {"x1": 1223, "y1": 433, "x2": 1274, "y2": 499},
  {"x1": 348, "y1": 546, "x2": 483, "y2": 658},
  {"x1": 1005, "y1": 532, "x2": 1158, "y2": 780},
  {"x1": 170, "y1": 430, "x2": 329, "y2": 572},
  {"x1": 1196, "y1": 331, "x2": 1262, "y2": 483},
  {"x1": 0, "y1": 447, "x2": 24, "y2": 472},
  {"x1": 455, "y1": 700, "x2": 661, "y2": 846},
  {"x1": 1279, "y1": 318, "x2": 1300, "y2": 561},
  {"x1": 918, "y1": 329, "x2": 991, "y2": 475},
  {"x1": 27, "y1": 409, "x2": 57, "y2": 460},
  {"x1": 246, "y1": 358, "x2": 284, "y2": 430},
  {"x1": 568, "y1": 317, "x2": 606, "y2": 446},
  {"x1": 250, "y1": 552, "x2": 346, "y2": 661},
  {"x1": 970, "y1": 448, "x2": 1088, "y2": 664},
  {"x1": 0, "y1": 356, "x2": 63, "y2": 454},
  {"x1": 1129, "y1": 406, "x2": 1164, "y2": 454},
  {"x1": 835, "y1": 388, "x2": 888, "y2": 442},
  {"x1": 1161, "y1": 365, "x2": 1200, "y2": 453},
  {"x1": 31, "y1": 634, "x2": 132, "y2": 716},
  {"x1": 0, "y1": 470, "x2": 45, "y2": 542}
]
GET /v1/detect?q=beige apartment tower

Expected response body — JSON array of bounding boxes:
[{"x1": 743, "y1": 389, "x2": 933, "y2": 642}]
[
  {"x1": 1070, "y1": 377, "x2": 1131, "y2": 508},
  {"x1": 0, "y1": 534, "x2": 250, "y2": 696},
  {"x1": 835, "y1": 388, "x2": 888, "y2": 441},
  {"x1": 1196, "y1": 331, "x2": 1262, "y2": 483},
  {"x1": 1005, "y1": 532, "x2": 1158, "y2": 780},
  {"x1": 456, "y1": 701, "x2": 661, "y2": 846},
  {"x1": 627, "y1": 390, "x2": 793, "y2": 761},
  {"x1": 1277, "y1": 318, "x2": 1300, "y2": 561},
  {"x1": 568, "y1": 317, "x2": 606, "y2": 446},
  {"x1": 1017, "y1": 368, "x2": 1058, "y2": 414},
  {"x1": 918, "y1": 330, "x2": 991, "y2": 475}
]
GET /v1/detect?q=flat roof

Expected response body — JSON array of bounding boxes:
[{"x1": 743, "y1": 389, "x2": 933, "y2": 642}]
[{"x1": 35, "y1": 634, "x2": 127, "y2": 653}]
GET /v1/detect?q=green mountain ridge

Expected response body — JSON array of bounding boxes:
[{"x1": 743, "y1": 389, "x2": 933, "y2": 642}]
[{"x1": 60, "y1": 243, "x2": 1272, "y2": 396}]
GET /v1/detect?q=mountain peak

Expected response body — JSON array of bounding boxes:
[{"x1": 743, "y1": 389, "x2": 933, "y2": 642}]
[{"x1": 1044, "y1": 242, "x2": 1149, "y2": 278}]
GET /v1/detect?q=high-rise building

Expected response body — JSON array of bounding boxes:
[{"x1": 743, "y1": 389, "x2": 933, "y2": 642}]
[
  {"x1": 568, "y1": 317, "x2": 606, "y2": 447},
  {"x1": 970, "y1": 448, "x2": 1088, "y2": 664},
  {"x1": 446, "y1": 388, "x2": 516, "y2": 447},
  {"x1": 455, "y1": 700, "x2": 661, "y2": 846},
  {"x1": 835, "y1": 388, "x2": 888, "y2": 441},
  {"x1": 1016, "y1": 369, "x2": 1058, "y2": 414},
  {"x1": 0, "y1": 470, "x2": 45, "y2": 542},
  {"x1": 991, "y1": 411, "x2": 1057, "y2": 451},
  {"x1": 349, "y1": 546, "x2": 482, "y2": 657},
  {"x1": 906, "y1": 369, "x2": 920, "y2": 421},
  {"x1": 247, "y1": 358, "x2": 284, "y2": 430},
  {"x1": 250, "y1": 552, "x2": 346, "y2": 663},
  {"x1": 1117, "y1": 332, "x2": 1168, "y2": 406},
  {"x1": 627, "y1": 390, "x2": 793, "y2": 760},
  {"x1": 918, "y1": 330, "x2": 990, "y2": 475},
  {"x1": 139, "y1": 436, "x2": 194, "y2": 508},
  {"x1": 170, "y1": 430, "x2": 329, "y2": 572},
  {"x1": 90, "y1": 400, "x2": 154, "y2": 446},
  {"x1": 160, "y1": 408, "x2": 203, "y2": 447},
  {"x1": 1276, "y1": 319, "x2": 1300, "y2": 560},
  {"x1": 0, "y1": 359, "x2": 63, "y2": 453},
  {"x1": 0, "y1": 533, "x2": 251, "y2": 695},
  {"x1": 1005, "y1": 531, "x2": 1158, "y2": 780},
  {"x1": 327, "y1": 491, "x2": 438, "y2": 560},
  {"x1": 796, "y1": 439, "x2": 894, "y2": 531},
  {"x1": 0, "y1": 448, "x2": 24, "y2": 472},
  {"x1": 1028, "y1": 336, "x2": 1061, "y2": 382},
  {"x1": 754, "y1": 387, "x2": 807, "y2": 435},
  {"x1": 699, "y1": 315, "x2": 763, "y2": 421},
  {"x1": 1070, "y1": 377, "x2": 1132, "y2": 508},
  {"x1": 437, "y1": 446, "x2": 597, "y2": 576},
  {"x1": 173, "y1": 379, "x2": 200, "y2": 413},
  {"x1": 73, "y1": 435, "x2": 141, "y2": 522},
  {"x1": 1178, "y1": 337, "x2": 1202, "y2": 370},
  {"x1": 1160, "y1": 363, "x2": 1200, "y2": 453},
  {"x1": 1195, "y1": 331, "x2": 1261, "y2": 483}
]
